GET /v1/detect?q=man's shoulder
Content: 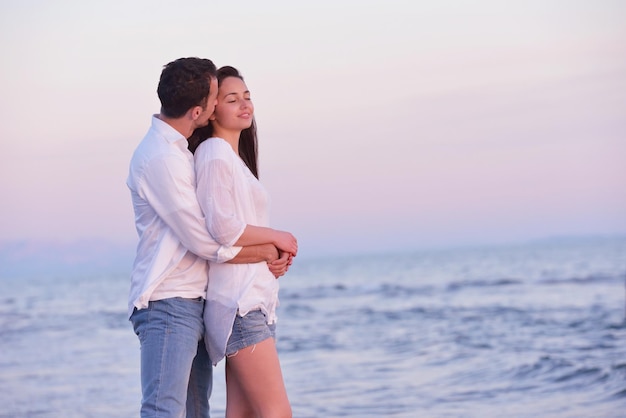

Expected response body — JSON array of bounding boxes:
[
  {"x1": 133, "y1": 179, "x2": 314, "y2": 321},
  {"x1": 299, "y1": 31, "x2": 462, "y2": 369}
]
[
  {"x1": 132, "y1": 130, "x2": 185, "y2": 162},
  {"x1": 129, "y1": 135, "x2": 189, "y2": 184}
]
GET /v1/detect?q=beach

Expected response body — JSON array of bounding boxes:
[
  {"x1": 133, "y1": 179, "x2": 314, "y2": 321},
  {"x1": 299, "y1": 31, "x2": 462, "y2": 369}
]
[{"x1": 1, "y1": 236, "x2": 625, "y2": 417}]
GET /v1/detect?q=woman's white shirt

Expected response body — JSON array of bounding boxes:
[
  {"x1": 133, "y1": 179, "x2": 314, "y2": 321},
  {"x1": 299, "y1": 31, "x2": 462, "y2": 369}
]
[{"x1": 194, "y1": 136, "x2": 279, "y2": 364}]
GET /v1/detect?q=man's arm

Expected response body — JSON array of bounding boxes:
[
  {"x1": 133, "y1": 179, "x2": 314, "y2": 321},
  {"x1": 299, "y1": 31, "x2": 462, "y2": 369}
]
[
  {"x1": 228, "y1": 243, "x2": 278, "y2": 264},
  {"x1": 228, "y1": 245, "x2": 292, "y2": 279},
  {"x1": 141, "y1": 154, "x2": 238, "y2": 263}
]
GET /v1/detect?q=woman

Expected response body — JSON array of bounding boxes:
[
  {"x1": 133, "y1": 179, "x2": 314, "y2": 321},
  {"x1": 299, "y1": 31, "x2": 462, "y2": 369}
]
[{"x1": 189, "y1": 66, "x2": 296, "y2": 418}]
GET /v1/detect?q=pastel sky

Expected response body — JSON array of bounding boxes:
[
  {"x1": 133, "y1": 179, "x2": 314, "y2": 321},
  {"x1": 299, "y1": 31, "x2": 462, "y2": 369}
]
[{"x1": 1, "y1": 0, "x2": 625, "y2": 257}]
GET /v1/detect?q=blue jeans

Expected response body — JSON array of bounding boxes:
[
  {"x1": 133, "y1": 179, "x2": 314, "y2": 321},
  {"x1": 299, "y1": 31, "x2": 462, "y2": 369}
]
[{"x1": 131, "y1": 297, "x2": 212, "y2": 418}]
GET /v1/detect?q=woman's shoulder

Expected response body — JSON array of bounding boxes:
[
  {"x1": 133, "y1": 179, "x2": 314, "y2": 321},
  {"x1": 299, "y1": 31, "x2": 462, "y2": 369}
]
[{"x1": 195, "y1": 136, "x2": 235, "y2": 160}]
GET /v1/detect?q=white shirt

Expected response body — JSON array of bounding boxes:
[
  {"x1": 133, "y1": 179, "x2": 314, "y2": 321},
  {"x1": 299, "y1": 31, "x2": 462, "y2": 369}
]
[
  {"x1": 126, "y1": 116, "x2": 241, "y2": 318},
  {"x1": 195, "y1": 136, "x2": 278, "y2": 364}
]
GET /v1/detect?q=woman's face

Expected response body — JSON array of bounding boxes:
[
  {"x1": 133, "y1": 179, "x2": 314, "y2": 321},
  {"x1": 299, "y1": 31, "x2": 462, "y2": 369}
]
[{"x1": 211, "y1": 76, "x2": 254, "y2": 132}]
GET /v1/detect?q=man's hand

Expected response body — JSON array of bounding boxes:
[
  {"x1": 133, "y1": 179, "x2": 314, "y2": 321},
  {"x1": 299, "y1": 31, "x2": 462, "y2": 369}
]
[
  {"x1": 227, "y1": 243, "x2": 294, "y2": 278},
  {"x1": 268, "y1": 250, "x2": 293, "y2": 278}
]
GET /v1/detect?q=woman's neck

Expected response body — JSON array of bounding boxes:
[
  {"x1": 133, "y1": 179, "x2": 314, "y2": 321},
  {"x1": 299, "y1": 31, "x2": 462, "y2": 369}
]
[{"x1": 213, "y1": 128, "x2": 240, "y2": 155}]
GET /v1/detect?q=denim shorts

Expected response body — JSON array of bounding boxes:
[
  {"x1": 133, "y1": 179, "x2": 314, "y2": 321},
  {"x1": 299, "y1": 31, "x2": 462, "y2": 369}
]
[{"x1": 226, "y1": 310, "x2": 276, "y2": 356}]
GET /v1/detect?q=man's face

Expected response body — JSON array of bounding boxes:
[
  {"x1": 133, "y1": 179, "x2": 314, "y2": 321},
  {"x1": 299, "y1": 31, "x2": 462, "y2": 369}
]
[{"x1": 195, "y1": 77, "x2": 219, "y2": 128}]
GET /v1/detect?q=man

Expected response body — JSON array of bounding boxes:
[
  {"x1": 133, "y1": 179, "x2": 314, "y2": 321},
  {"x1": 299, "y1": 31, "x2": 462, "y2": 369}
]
[{"x1": 126, "y1": 57, "x2": 289, "y2": 418}]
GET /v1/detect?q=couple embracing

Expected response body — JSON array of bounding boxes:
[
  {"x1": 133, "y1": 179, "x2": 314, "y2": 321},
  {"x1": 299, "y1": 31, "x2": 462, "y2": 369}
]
[{"x1": 127, "y1": 57, "x2": 296, "y2": 418}]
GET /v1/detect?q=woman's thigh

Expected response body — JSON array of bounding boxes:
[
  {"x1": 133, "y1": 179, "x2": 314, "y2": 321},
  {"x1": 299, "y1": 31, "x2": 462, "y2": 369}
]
[{"x1": 225, "y1": 337, "x2": 291, "y2": 418}]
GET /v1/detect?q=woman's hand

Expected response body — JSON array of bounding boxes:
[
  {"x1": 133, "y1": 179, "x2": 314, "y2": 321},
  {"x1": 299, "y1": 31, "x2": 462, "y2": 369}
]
[
  {"x1": 235, "y1": 225, "x2": 297, "y2": 256},
  {"x1": 272, "y1": 230, "x2": 298, "y2": 256}
]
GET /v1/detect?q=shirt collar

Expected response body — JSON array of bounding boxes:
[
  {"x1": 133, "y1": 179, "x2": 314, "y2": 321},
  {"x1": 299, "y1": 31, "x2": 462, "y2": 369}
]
[{"x1": 151, "y1": 114, "x2": 187, "y2": 145}]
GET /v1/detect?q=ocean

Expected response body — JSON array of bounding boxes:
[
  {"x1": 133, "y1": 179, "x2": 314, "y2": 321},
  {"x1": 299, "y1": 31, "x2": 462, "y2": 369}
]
[{"x1": 1, "y1": 236, "x2": 625, "y2": 417}]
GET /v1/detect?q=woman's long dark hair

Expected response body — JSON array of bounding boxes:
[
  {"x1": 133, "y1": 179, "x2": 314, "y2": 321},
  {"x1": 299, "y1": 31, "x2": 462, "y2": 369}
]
[{"x1": 188, "y1": 66, "x2": 259, "y2": 179}]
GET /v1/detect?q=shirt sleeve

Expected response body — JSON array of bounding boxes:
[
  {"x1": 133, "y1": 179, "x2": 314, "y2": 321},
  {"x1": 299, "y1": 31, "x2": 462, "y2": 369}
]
[
  {"x1": 195, "y1": 143, "x2": 247, "y2": 247},
  {"x1": 138, "y1": 151, "x2": 241, "y2": 263}
]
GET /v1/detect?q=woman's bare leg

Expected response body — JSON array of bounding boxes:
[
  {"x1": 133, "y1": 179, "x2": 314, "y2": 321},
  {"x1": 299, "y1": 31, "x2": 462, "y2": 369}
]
[
  {"x1": 225, "y1": 338, "x2": 291, "y2": 418},
  {"x1": 225, "y1": 358, "x2": 255, "y2": 417}
]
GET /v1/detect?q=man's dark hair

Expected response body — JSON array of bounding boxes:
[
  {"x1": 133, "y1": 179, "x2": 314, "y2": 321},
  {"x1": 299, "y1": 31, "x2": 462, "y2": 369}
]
[{"x1": 157, "y1": 57, "x2": 217, "y2": 118}]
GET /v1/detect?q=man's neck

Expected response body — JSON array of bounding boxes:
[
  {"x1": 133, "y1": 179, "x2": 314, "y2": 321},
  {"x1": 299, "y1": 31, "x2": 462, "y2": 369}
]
[{"x1": 157, "y1": 113, "x2": 193, "y2": 139}]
